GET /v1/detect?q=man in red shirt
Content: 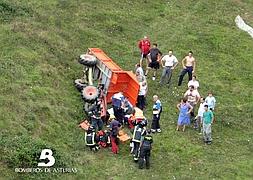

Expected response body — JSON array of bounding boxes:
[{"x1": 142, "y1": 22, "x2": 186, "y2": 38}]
[{"x1": 138, "y1": 36, "x2": 151, "y2": 68}]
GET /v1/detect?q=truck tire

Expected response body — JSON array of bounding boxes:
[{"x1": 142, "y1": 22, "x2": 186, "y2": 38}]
[
  {"x1": 79, "y1": 54, "x2": 97, "y2": 67},
  {"x1": 82, "y1": 85, "x2": 99, "y2": 103},
  {"x1": 74, "y1": 79, "x2": 87, "y2": 91}
]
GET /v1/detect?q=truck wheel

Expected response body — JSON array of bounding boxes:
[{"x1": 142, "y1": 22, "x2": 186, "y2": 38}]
[
  {"x1": 74, "y1": 79, "x2": 87, "y2": 91},
  {"x1": 79, "y1": 54, "x2": 97, "y2": 67},
  {"x1": 82, "y1": 85, "x2": 99, "y2": 103}
]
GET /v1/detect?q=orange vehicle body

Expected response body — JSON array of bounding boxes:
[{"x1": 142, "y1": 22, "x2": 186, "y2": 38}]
[{"x1": 88, "y1": 48, "x2": 139, "y2": 106}]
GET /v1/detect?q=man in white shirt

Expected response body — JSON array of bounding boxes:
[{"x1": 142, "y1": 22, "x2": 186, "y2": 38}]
[
  {"x1": 159, "y1": 50, "x2": 178, "y2": 86},
  {"x1": 205, "y1": 92, "x2": 216, "y2": 111}
]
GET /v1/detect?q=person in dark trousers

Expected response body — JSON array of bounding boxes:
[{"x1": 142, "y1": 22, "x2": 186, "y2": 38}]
[
  {"x1": 136, "y1": 81, "x2": 148, "y2": 110},
  {"x1": 88, "y1": 103, "x2": 103, "y2": 131},
  {"x1": 85, "y1": 126, "x2": 99, "y2": 151},
  {"x1": 109, "y1": 115, "x2": 121, "y2": 154},
  {"x1": 131, "y1": 120, "x2": 147, "y2": 162},
  {"x1": 145, "y1": 43, "x2": 162, "y2": 81},
  {"x1": 178, "y1": 51, "x2": 196, "y2": 86},
  {"x1": 138, "y1": 131, "x2": 153, "y2": 169},
  {"x1": 151, "y1": 95, "x2": 162, "y2": 133}
]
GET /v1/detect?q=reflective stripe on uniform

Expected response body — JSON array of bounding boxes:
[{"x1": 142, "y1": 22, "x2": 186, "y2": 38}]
[{"x1": 85, "y1": 132, "x2": 96, "y2": 146}]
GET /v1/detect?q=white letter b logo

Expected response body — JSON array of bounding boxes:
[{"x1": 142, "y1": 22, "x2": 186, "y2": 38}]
[{"x1": 38, "y1": 149, "x2": 55, "y2": 167}]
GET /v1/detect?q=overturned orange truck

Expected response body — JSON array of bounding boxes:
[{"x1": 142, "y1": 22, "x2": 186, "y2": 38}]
[
  {"x1": 89, "y1": 48, "x2": 139, "y2": 105},
  {"x1": 75, "y1": 48, "x2": 140, "y2": 116}
]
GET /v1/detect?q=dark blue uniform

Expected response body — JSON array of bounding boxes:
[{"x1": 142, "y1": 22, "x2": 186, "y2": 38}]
[{"x1": 138, "y1": 134, "x2": 153, "y2": 169}]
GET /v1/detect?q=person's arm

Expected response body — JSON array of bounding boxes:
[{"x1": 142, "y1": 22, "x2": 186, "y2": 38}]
[
  {"x1": 187, "y1": 81, "x2": 191, "y2": 88},
  {"x1": 213, "y1": 97, "x2": 216, "y2": 109},
  {"x1": 182, "y1": 57, "x2": 186, "y2": 69},
  {"x1": 161, "y1": 56, "x2": 165, "y2": 67},
  {"x1": 172, "y1": 57, "x2": 178, "y2": 69},
  {"x1": 144, "y1": 85, "x2": 148, "y2": 97},
  {"x1": 210, "y1": 111, "x2": 214, "y2": 124},
  {"x1": 147, "y1": 53, "x2": 151, "y2": 63},
  {"x1": 158, "y1": 50, "x2": 162, "y2": 56},
  {"x1": 158, "y1": 51, "x2": 162, "y2": 62},
  {"x1": 156, "y1": 102, "x2": 161, "y2": 114},
  {"x1": 147, "y1": 40, "x2": 151, "y2": 48},
  {"x1": 188, "y1": 104, "x2": 193, "y2": 114},
  {"x1": 172, "y1": 62, "x2": 178, "y2": 69},
  {"x1": 196, "y1": 81, "x2": 200, "y2": 89},
  {"x1": 138, "y1": 41, "x2": 142, "y2": 49},
  {"x1": 195, "y1": 91, "x2": 200, "y2": 104},
  {"x1": 192, "y1": 58, "x2": 196, "y2": 73},
  {"x1": 177, "y1": 103, "x2": 181, "y2": 111},
  {"x1": 184, "y1": 91, "x2": 188, "y2": 98}
]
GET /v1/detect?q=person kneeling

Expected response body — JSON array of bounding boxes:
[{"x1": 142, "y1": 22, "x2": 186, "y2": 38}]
[{"x1": 85, "y1": 126, "x2": 99, "y2": 151}]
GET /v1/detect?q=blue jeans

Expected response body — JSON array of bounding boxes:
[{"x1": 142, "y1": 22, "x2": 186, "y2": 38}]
[
  {"x1": 160, "y1": 66, "x2": 173, "y2": 85},
  {"x1": 91, "y1": 117, "x2": 103, "y2": 131},
  {"x1": 178, "y1": 66, "x2": 193, "y2": 86}
]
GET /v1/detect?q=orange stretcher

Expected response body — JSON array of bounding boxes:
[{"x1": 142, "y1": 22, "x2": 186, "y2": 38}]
[
  {"x1": 79, "y1": 120, "x2": 90, "y2": 130},
  {"x1": 118, "y1": 130, "x2": 131, "y2": 142}
]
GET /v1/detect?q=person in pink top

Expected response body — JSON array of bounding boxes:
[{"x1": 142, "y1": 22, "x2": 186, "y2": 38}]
[{"x1": 184, "y1": 85, "x2": 200, "y2": 121}]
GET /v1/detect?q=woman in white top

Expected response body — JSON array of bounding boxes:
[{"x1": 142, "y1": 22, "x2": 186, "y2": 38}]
[{"x1": 188, "y1": 75, "x2": 199, "y2": 89}]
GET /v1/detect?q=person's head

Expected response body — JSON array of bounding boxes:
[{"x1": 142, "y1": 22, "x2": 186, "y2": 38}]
[
  {"x1": 208, "y1": 91, "x2": 213, "y2": 97},
  {"x1": 188, "y1": 50, "x2": 193, "y2": 57},
  {"x1": 192, "y1": 75, "x2": 197, "y2": 81},
  {"x1": 144, "y1": 36, "x2": 148, "y2": 39},
  {"x1": 136, "y1": 63, "x2": 140, "y2": 68},
  {"x1": 153, "y1": 95, "x2": 158, "y2": 102},
  {"x1": 153, "y1": 43, "x2": 158, "y2": 48},
  {"x1": 204, "y1": 104, "x2": 208, "y2": 111},
  {"x1": 200, "y1": 97, "x2": 205, "y2": 103},
  {"x1": 189, "y1": 85, "x2": 194, "y2": 91},
  {"x1": 182, "y1": 97, "x2": 188, "y2": 103},
  {"x1": 168, "y1": 49, "x2": 173, "y2": 56}
]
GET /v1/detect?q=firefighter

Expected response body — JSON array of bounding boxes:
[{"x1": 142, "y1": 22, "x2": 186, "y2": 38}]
[
  {"x1": 85, "y1": 126, "x2": 99, "y2": 151},
  {"x1": 88, "y1": 103, "x2": 103, "y2": 131},
  {"x1": 131, "y1": 119, "x2": 147, "y2": 162},
  {"x1": 138, "y1": 130, "x2": 153, "y2": 169}
]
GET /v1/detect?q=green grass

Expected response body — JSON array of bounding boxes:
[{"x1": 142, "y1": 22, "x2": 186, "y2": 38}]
[{"x1": 0, "y1": 0, "x2": 253, "y2": 179}]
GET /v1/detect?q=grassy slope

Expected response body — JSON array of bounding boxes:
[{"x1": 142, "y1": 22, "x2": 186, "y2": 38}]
[{"x1": 0, "y1": 0, "x2": 253, "y2": 179}]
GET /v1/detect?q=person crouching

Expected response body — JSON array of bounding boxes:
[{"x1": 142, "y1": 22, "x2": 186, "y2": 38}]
[{"x1": 85, "y1": 126, "x2": 99, "y2": 151}]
